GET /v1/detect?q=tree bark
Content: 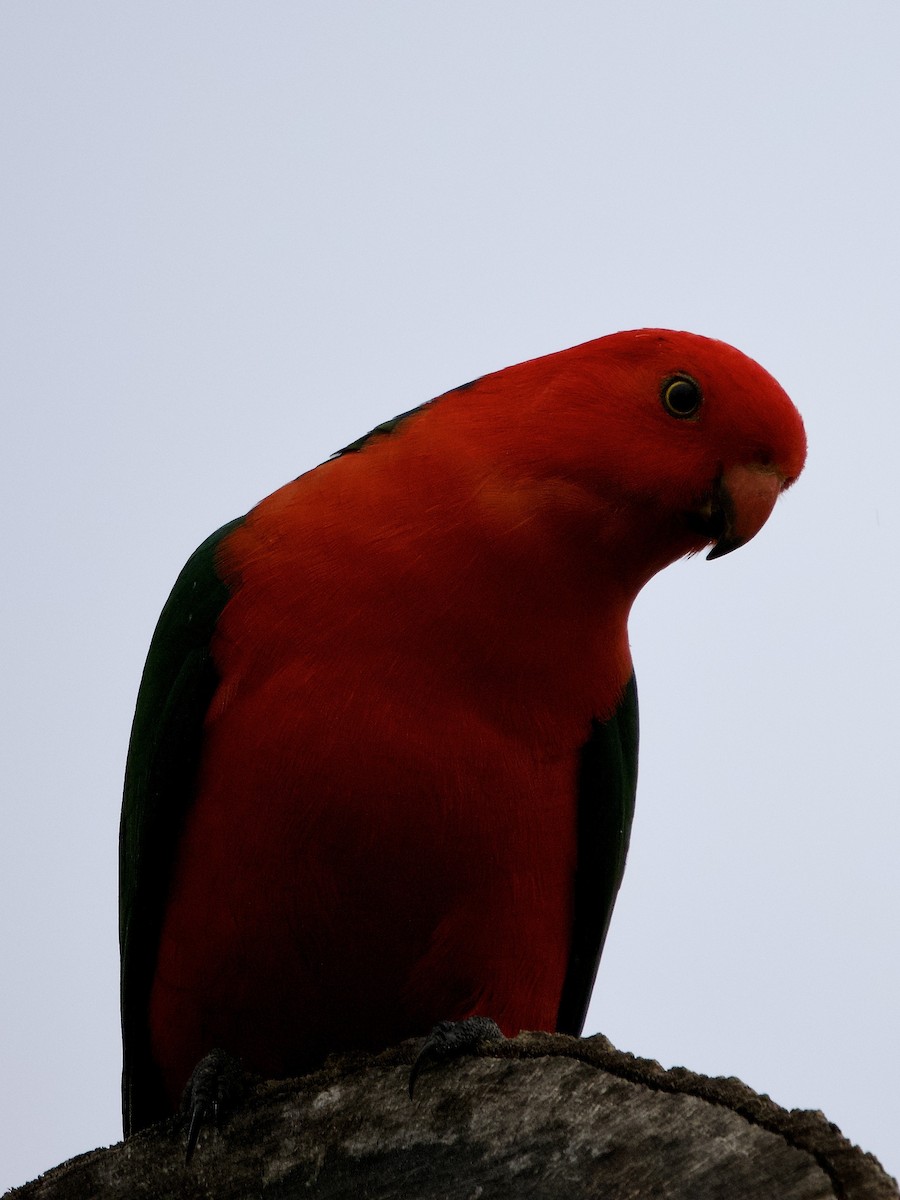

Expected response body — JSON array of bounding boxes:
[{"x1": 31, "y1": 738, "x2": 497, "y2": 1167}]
[{"x1": 8, "y1": 1033, "x2": 897, "y2": 1199}]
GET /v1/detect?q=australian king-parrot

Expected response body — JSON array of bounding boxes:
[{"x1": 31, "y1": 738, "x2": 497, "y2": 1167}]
[{"x1": 119, "y1": 328, "x2": 806, "y2": 1137}]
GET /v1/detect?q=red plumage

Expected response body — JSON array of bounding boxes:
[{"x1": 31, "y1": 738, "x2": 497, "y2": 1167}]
[{"x1": 121, "y1": 329, "x2": 806, "y2": 1126}]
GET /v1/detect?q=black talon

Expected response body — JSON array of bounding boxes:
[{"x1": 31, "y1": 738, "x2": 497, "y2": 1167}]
[
  {"x1": 180, "y1": 1047, "x2": 247, "y2": 1163},
  {"x1": 185, "y1": 1101, "x2": 207, "y2": 1165},
  {"x1": 409, "y1": 1016, "x2": 504, "y2": 1099}
]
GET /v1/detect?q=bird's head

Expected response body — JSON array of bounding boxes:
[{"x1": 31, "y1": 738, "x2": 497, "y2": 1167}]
[{"x1": 459, "y1": 328, "x2": 807, "y2": 581}]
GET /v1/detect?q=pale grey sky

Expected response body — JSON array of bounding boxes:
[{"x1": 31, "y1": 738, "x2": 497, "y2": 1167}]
[{"x1": 2, "y1": 2, "x2": 898, "y2": 1189}]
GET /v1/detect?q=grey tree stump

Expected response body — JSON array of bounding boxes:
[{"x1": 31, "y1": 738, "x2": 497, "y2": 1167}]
[{"x1": 8, "y1": 1033, "x2": 897, "y2": 1199}]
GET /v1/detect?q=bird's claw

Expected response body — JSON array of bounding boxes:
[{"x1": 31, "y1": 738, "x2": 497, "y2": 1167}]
[
  {"x1": 409, "y1": 1016, "x2": 504, "y2": 1099},
  {"x1": 180, "y1": 1047, "x2": 246, "y2": 1163}
]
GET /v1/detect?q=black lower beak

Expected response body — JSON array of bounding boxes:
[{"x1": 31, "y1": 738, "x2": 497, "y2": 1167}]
[{"x1": 686, "y1": 473, "x2": 743, "y2": 561}]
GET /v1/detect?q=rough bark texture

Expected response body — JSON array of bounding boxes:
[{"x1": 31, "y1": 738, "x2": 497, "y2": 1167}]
[{"x1": 8, "y1": 1033, "x2": 897, "y2": 1200}]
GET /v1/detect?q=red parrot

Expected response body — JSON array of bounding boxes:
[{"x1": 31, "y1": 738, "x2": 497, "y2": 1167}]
[{"x1": 119, "y1": 329, "x2": 806, "y2": 1137}]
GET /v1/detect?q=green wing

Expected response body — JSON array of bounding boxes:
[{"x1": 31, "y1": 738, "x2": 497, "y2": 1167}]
[
  {"x1": 119, "y1": 516, "x2": 244, "y2": 1136},
  {"x1": 556, "y1": 673, "x2": 639, "y2": 1035}
]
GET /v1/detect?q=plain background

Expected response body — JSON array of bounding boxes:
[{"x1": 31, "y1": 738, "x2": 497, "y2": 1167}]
[{"x1": 2, "y1": 2, "x2": 898, "y2": 1189}]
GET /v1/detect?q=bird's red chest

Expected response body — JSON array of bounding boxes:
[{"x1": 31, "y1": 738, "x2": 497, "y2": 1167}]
[{"x1": 149, "y1": 668, "x2": 583, "y2": 1103}]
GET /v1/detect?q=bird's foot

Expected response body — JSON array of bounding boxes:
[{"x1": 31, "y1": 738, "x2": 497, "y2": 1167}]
[
  {"x1": 180, "y1": 1047, "x2": 247, "y2": 1162},
  {"x1": 409, "y1": 1016, "x2": 504, "y2": 1098}
]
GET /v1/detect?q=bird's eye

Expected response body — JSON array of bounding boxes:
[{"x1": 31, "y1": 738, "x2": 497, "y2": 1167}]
[{"x1": 661, "y1": 375, "x2": 702, "y2": 419}]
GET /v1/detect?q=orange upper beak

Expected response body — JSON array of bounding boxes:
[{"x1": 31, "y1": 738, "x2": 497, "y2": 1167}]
[{"x1": 705, "y1": 462, "x2": 785, "y2": 560}]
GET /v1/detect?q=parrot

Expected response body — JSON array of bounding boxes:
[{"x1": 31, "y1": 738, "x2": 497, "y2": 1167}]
[{"x1": 119, "y1": 328, "x2": 806, "y2": 1142}]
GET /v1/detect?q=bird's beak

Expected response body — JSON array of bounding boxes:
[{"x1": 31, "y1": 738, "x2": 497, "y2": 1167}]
[{"x1": 699, "y1": 463, "x2": 785, "y2": 561}]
